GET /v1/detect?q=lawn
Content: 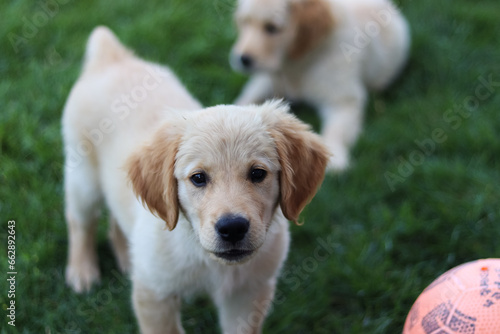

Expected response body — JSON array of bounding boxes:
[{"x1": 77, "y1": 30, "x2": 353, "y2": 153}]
[{"x1": 1, "y1": 0, "x2": 500, "y2": 333}]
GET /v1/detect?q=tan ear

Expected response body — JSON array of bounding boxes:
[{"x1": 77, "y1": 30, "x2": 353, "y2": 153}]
[
  {"x1": 270, "y1": 109, "x2": 331, "y2": 223},
  {"x1": 288, "y1": 0, "x2": 335, "y2": 60},
  {"x1": 126, "y1": 125, "x2": 181, "y2": 230}
]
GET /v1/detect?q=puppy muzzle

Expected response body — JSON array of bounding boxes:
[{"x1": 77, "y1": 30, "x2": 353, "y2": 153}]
[{"x1": 212, "y1": 214, "x2": 255, "y2": 263}]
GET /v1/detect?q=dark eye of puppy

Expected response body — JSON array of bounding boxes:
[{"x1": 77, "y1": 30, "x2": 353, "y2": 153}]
[
  {"x1": 264, "y1": 23, "x2": 280, "y2": 35},
  {"x1": 190, "y1": 172, "x2": 207, "y2": 187},
  {"x1": 250, "y1": 168, "x2": 267, "y2": 183}
]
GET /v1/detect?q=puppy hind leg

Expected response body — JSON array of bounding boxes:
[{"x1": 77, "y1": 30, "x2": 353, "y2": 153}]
[
  {"x1": 133, "y1": 282, "x2": 185, "y2": 334},
  {"x1": 108, "y1": 216, "x2": 130, "y2": 274},
  {"x1": 64, "y1": 161, "x2": 102, "y2": 293}
]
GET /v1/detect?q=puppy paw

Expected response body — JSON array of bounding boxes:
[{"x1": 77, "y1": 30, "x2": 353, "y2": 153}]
[{"x1": 65, "y1": 262, "x2": 101, "y2": 293}]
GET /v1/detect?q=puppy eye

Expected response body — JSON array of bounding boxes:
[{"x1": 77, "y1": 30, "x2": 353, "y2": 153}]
[
  {"x1": 264, "y1": 23, "x2": 280, "y2": 35},
  {"x1": 250, "y1": 168, "x2": 267, "y2": 183},
  {"x1": 190, "y1": 172, "x2": 207, "y2": 187}
]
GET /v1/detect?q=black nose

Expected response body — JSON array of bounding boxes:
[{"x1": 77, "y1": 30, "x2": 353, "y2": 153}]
[
  {"x1": 240, "y1": 54, "x2": 253, "y2": 68},
  {"x1": 215, "y1": 215, "x2": 250, "y2": 243}
]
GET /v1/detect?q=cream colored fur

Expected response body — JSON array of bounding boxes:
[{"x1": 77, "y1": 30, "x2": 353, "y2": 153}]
[
  {"x1": 231, "y1": 0, "x2": 411, "y2": 170},
  {"x1": 62, "y1": 26, "x2": 329, "y2": 334}
]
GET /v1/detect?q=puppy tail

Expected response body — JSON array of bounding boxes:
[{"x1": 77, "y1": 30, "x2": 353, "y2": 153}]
[{"x1": 83, "y1": 26, "x2": 132, "y2": 72}]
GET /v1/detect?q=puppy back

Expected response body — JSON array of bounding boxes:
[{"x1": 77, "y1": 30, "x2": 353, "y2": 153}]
[{"x1": 83, "y1": 26, "x2": 133, "y2": 72}]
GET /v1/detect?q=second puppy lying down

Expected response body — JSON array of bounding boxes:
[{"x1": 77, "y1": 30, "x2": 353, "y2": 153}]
[
  {"x1": 62, "y1": 26, "x2": 330, "y2": 333},
  {"x1": 230, "y1": 0, "x2": 411, "y2": 170}
]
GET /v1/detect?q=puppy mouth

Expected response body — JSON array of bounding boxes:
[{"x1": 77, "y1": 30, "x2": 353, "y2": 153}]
[{"x1": 213, "y1": 249, "x2": 254, "y2": 263}]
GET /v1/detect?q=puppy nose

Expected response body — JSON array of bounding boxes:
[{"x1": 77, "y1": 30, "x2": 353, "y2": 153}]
[
  {"x1": 240, "y1": 54, "x2": 253, "y2": 68},
  {"x1": 216, "y1": 215, "x2": 250, "y2": 243}
]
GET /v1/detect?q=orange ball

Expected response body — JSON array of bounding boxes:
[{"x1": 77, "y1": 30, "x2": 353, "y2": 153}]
[{"x1": 403, "y1": 259, "x2": 500, "y2": 334}]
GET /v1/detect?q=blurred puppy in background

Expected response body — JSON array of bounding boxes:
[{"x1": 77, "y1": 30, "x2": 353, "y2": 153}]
[
  {"x1": 62, "y1": 26, "x2": 329, "y2": 333},
  {"x1": 230, "y1": 0, "x2": 410, "y2": 170}
]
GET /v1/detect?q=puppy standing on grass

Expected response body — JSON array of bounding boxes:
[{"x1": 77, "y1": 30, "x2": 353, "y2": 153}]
[
  {"x1": 230, "y1": 0, "x2": 410, "y2": 170},
  {"x1": 62, "y1": 26, "x2": 329, "y2": 333}
]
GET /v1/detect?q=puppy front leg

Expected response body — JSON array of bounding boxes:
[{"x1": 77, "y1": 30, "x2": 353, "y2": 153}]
[
  {"x1": 235, "y1": 74, "x2": 274, "y2": 106},
  {"x1": 133, "y1": 282, "x2": 185, "y2": 334},
  {"x1": 215, "y1": 281, "x2": 275, "y2": 334},
  {"x1": 319, "y1": 101, "x2": 364, "y2": 171}
]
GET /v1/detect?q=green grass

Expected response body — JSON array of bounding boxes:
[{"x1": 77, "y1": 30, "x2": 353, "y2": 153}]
[{"x1": 1, "y1": 0, "x2": 500, "y2": 333}]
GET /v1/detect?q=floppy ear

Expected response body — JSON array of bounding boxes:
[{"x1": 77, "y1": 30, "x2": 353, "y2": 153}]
[
  {"x1": 127, "y1": 125, "x2": 181, "y2": 230},
  {"x1": 269, "y1": 107, "x2": 331, "y2": 223},
  {"x1": 288, "y1": 0, "x2": 335, "y2": 60}
]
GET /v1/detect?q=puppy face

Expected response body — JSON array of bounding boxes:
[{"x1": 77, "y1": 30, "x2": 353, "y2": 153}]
[
  {"x1": 231, "y1": 0, "x2": 295, "y2": 73},
  {"x1": 230, "y1": 0, "x2": 334, "y2": 72},
  {"x1": 174, "y1": 106, "x2": 281, "y2": 264},
  {"x1": 128, "y1": 101, "x2": 330, "y2": 265}
]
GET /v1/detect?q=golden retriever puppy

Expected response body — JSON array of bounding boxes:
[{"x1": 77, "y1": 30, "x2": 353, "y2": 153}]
[
  {"x1": 62, "y1": 26, "x2": 329, "y2": 333},
  {"x1": 230, "y1": 0, "x2": 410, "y2": 170}
]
